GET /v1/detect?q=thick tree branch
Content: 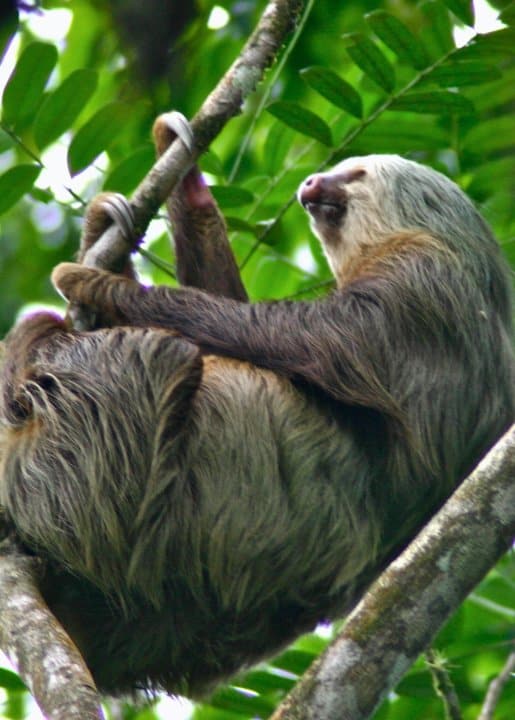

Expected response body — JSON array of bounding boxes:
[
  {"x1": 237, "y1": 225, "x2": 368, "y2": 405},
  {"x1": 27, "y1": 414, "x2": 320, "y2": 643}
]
[
  {"x1": 82, "y1": 0, "x2": 304, "y2": 274},
  {"x1": 0, "y1": 530, "x2": 104, "y2": 720},
  {"x1": 271, "y1": 424, "x2": 515, "y2": 720}
]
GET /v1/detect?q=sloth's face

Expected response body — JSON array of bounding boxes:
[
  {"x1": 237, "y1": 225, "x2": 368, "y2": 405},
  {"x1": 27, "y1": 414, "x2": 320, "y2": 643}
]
[
  {"x1": 297, "y1": 164, "x2": 367, "y2": 230},
  {"x1": 297, "y1": 154, "x2": 408, "y2": 241},
  {"x1": 298, "y1": 153, "x2": 491, "y2": 286},
  {"x1": 298, "y1": 155, "x2": 395, "y2": 282}
]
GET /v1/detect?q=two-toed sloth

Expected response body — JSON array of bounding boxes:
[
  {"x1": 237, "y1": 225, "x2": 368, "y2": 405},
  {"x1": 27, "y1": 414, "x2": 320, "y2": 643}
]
[{"x1": 1, "y1": 119, "x2": 513, "y2": 697}]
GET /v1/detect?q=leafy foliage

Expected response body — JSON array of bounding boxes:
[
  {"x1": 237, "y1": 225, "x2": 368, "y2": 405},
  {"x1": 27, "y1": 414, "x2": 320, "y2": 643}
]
[{"x1": 0, "y1": 1, "x2": 513, "y2": 718}]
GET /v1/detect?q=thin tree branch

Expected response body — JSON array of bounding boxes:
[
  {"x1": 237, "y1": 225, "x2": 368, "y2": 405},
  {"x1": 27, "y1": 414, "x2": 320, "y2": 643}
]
[
  {"x1": 228, "y1": 0, "x2": 315, "y2": 183},
  {"x1": 81, "y1": 0, "x2": 304, "y2": 275},
  {"x1": 270, "y1": 424, "x2": 515, "y2": 720},
  {"x1": 425, "y1": 648, "x2": 462, "y2": 720},
  {"x1": 0, "y1": 528, "x2": 104, "y2": 720},
  {"x1": 478, "y1": 648, "x2": 515, "y2": 720}
]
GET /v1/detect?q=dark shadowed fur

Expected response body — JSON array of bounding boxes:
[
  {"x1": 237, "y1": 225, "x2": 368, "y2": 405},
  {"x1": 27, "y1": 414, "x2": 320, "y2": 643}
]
[{"x1": 1, "y1": 150, "x2": 513, "y2": 697}]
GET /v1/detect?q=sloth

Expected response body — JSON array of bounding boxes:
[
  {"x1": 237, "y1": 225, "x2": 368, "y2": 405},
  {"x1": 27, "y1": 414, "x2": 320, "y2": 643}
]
[{"x1": 0, "y1": 128, "x2": 513, "y2": 698}]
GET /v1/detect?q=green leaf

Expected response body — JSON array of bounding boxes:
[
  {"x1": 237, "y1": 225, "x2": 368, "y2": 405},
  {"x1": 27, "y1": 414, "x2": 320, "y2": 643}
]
[
  {"x1": 0, "y1": 164, "x2": 41, "y2": 215},
  {"x1": 343, "y1": 33, "x2": 396, "y2": 93},
  {"x1": 466, "y1": 158, "x2": 515, "y2": 202},
  {"x1": 68, "y1": 101, "x2": 129, "y2": 175},
  {"x1": 300, "y1": 66, "x2": 362, "y2": 117},
  {"x1": 263, "y1": 122, "x2": 294, "y2": 175},
  {"x1": 0, "y1": 128, "x2": 14, "y2": 153},
  {"x1": 0, "y1": 668, "x2": 26, "y2": 691},
  {"x1": 225, "y1": 217, "x2": 258, "y2": 235},
  {"x1": 199, "y1": 150, "x2": 224, "y2": 176},
  {"x1": 193, "y1": 707, "x2": 241, "y2": 720},
  {"x1": 235, "y1": 669, "x2": 294, "y2": 694},
  {"x1": 271, "y1": 648, "x2": 316, "y2": 675},
  {"x1": 463, "y1": 116, "x2": 515, "y2": 154},
  {"x1": 365, "y1": 11, "x2": 429, "y2": 70},
  {"x1": 30, "y1": 187, "x2": 54, "y2": 204},
  {"x1": 343, "y1": 116, "x2": 448, "y2": 154},
  {"x1": 468, "y1": 67, "x2": 515, "y2": 112},
  {"x1": 456, "y1": 27, "x2": 515, "y2": 60},
  {"x1": 499, "y1": 3, "x2": 515, "y2": 26},
  {"x1": 420, "y1": 1, "x2": 455, "y2": 58},
  {"x1": 210, "y1": 185, "x2": 254, "y2": 208},
  {"x1": 103, "y1": 144, "x2": 155, "y2": 194},
  {"x1": 266, "y1": 101, "x2": 333, "y2": 146},
  {"x1": 34, "y1": 69, "x2": 98, "y2": 149},
  {"x1": 396, "y1": 670, "x2": 434, "y2": 698},
  {"x1": 390, "y1": 91, "x2": 474, "y2": 115},
  {"x1": 426, "y1": 61, "x2": 501, "y2": 87},
  {"x1": 1, "y1": 42, "x2": 58, "y2": 126},
  {"x1": 441, "y1": 0, "x2": 474, "y2": 26},
  {"x1": 260, "y1": 166, "x2": 310, "y2": 206},
  {"x1": 210, "y1": 687, "x2": 275, "y2": 716}
]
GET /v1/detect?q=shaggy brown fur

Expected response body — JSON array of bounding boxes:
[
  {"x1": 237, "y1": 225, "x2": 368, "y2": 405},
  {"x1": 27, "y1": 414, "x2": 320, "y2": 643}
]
[{"x1": 1, "y1": 146, "x2": 513, "y2": 697}]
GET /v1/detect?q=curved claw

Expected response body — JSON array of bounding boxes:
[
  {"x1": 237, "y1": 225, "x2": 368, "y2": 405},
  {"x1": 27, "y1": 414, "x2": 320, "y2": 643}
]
[
  {"x1": 160, "y1": 111, "x2": 194, "y2": 152},
  {"x1": 100, "y1": 193, "x2": 136, "y2": 244}
]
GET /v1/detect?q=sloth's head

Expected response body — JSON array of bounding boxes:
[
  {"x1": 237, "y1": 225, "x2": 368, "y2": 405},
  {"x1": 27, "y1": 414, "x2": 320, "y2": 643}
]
[{"x1": 298, "y1": 154, "x2": 495, "y2": 281}]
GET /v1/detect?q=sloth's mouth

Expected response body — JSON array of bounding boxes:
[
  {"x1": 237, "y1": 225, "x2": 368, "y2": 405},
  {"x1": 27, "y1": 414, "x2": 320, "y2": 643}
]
[
  {"x1": 304, "y1": 199, "x2": 342, "y2": 212},
  {"x1": 298, "y1": 176, "x2": 349, "y2": 226},
  {"x1": 303, "y1": 199, "x2": 347, "y2": 226}
]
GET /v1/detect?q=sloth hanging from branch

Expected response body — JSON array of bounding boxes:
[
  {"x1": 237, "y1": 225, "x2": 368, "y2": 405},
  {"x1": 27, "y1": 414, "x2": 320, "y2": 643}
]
[
  {"x1": 1, "y1": 100, "x2": 513, "y2": 703},
  {"x1": 0, "y1": 1, "x2": 514, "y2": 717}
]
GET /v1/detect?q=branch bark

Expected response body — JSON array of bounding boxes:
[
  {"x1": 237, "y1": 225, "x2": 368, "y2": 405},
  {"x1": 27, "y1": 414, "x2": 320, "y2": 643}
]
[
  {"x1": 0, "y1": 529, "x2": 104, "y2": 720},
  {"x1": 270, "y1": 424, "x2": 515, "y2": 720},
  {"x1": 478, "y1": 648, "x2": 515, "y2": 720}
]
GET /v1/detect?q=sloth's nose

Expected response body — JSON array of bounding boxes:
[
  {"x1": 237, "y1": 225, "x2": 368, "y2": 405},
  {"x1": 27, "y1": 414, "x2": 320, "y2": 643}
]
[{"x1": 298, "y1": 174, "x2": 325, "y2": 205}]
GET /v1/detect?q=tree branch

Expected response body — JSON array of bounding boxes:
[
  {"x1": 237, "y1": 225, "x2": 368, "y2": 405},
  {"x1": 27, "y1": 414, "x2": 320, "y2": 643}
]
[
  {"x1": 270, "y1": 424, "x2": 515, "y2": 720},
  {"x1": 425, "y1": 648, "x2": 462, "y2": 720},
  {"x1": 478, "y1": 648, "x2": 515, "y2": 720},
  {"x1": 0, "y1": 529, "x2": 104, "y2": 720},
  {"x1": 82, "y1": 0, "x2": 304, "y2": 274}
]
